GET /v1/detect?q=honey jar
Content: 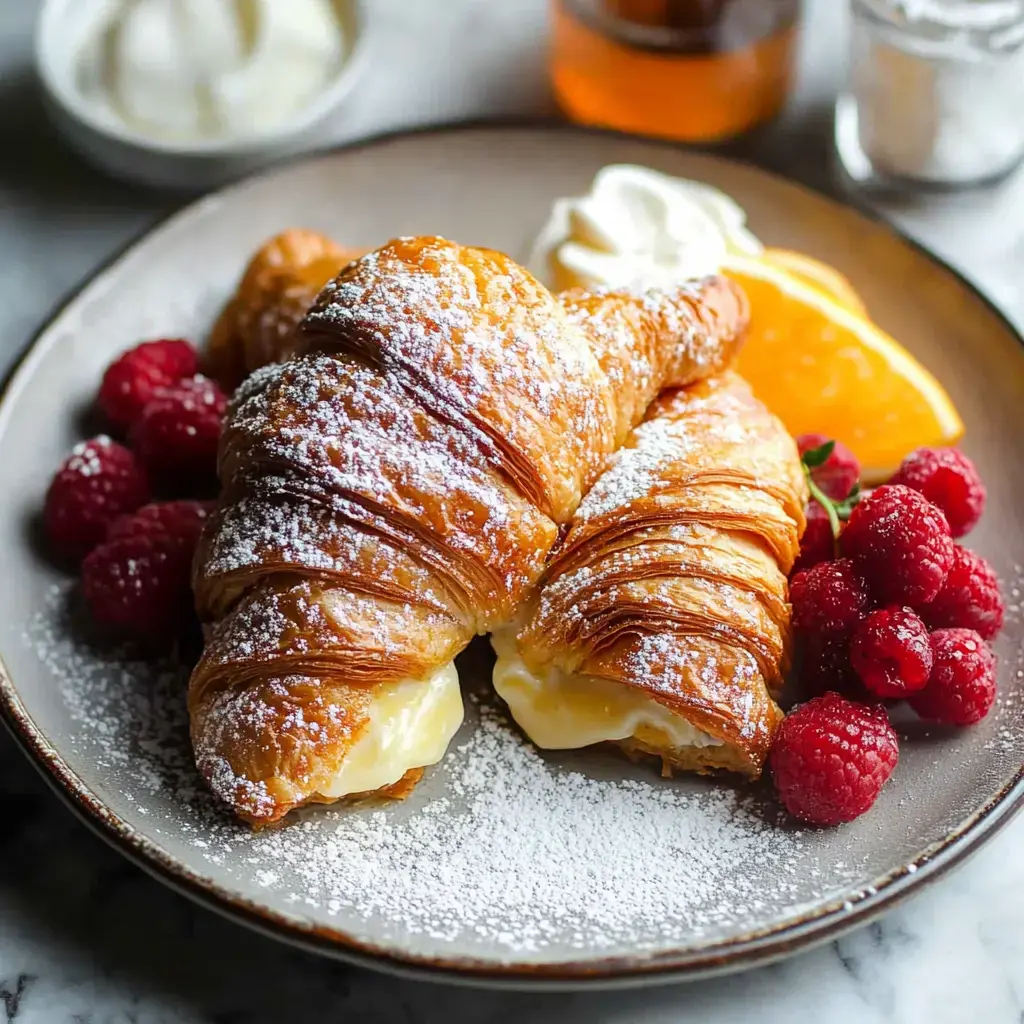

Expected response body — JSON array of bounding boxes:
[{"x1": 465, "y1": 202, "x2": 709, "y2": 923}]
[{"x1": 551, "y1": 0, "x2": 802, "y2": 143}]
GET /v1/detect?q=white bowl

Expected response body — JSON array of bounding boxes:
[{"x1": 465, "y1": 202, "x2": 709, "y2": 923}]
[{"x1": 34, "y1": 0, "x2": 367, "y2": 191}]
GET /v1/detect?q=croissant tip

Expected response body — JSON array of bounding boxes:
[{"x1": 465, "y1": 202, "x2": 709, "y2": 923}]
[{"x1": 199, "y1": 753, "x2": 289, "y2": 827}]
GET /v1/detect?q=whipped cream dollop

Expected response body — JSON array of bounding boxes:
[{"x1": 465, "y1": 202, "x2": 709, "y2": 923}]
[
  {"x1": 76, "y1": 0, "x2": 344, "y2": 143},
  {"x1": 528, "y1": 164, "x2": 762, "y2": 292}
]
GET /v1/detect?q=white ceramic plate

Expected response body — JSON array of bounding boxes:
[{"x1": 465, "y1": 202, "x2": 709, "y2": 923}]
[{"x1": 2, "y1": 125, "x2": 1023, "y2": 989}]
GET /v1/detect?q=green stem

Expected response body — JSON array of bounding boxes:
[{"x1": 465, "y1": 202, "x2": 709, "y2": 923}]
[{"x1": 806, "y1": 475, "x2": 841, "y2": 546}]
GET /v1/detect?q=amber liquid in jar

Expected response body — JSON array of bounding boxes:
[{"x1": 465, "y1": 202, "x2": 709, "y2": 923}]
[{"x1": 551, "y1": 0, "x2": 800, "y2": 143}]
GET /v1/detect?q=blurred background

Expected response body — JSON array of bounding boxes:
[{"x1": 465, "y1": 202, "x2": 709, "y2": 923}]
[{"x1": 8, "y1": 0, "x2": 1024, "y2": 349}]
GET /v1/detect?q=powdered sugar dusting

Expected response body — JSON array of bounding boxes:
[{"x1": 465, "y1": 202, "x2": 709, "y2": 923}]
[
  {"x1": 62, "y1": 434, "x2": 118, "y2": 477},
  {"x1": 575, "y1": 415, "x2": 696, "y2": 521},
  {"x1": 21, "y1": 582, "x2": 1024, "y2": 961},
  {"x1": 208, "y1": 351, "x2": 552, "y2": 626}
]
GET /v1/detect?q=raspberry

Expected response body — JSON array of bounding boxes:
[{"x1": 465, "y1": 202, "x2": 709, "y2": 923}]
[
  {"x1": 790, "y1": 558, "x2": 871, "y2": 637},
  {"x1": 81, "y1": 500, "x2": 211, "y2": 643},
  {"x1": 799, "y1": 634, "x2": 867, "y2": 700},
  {"x1": 890, "y1": 447, "x2": 985, "y2": 539},
  {"x1": 909, "y1": 628, "x2": 997, "y2": 726},
  {"x1": 770, "y1": 692, "x2": 899, "y2": 826},
  {"x1": 98, "y1": 339, "x2": 198, "y2": 432},
  {"x1": 43, "y1": 437, "x2": 149, "y2": 562},
  {"x1": 841, "y1": 484, "x2": 953, "y2": 606},
  {"x1": 797, "y1": 433, "x2": 860, "y2": 500},
  {"x1": 107, "y1": 499, "x2": 214, "y2": 548},
  {"x1": 82, "y1": 535, "x2": 192, "y2": 643},
  {"x1": 791, "y1": 500, "x2": 835, "y2": 576},
  {"x1": 920, "y1": 546, "x2": 1004, "y2": 641},
  {"x1": 850, "y1": 606, "x2": 932, "y2": 699},
  {"x1": 130, "y1": 375, "x2": 226, "y2": 487}
]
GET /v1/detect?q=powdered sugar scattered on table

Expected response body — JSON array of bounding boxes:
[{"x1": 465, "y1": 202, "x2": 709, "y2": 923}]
[{"x1": 23, "y1": 580, "x2": 1024, "y2": 961}]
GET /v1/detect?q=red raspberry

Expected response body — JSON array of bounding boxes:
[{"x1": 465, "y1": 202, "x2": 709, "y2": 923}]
[
  {"x1": 81, "y1": 500, "x2": 211, "y2": 643},
  {"x1": 841, "y1": 484, "x2": 953, "y2": 606},
  {"x1": 98, "y1": 339, "x2": 198, "y2": 432},
  {"x1": 82, "y1": 535, "x2": 193, "y2": 643},
  {"x1": 799, "y1": 634, "x2": 867, "y2": 700},
  {"x1": 130, "y1": 375, "x2": 226, "y2": 486},
  {"x1": 770, "y1": 692, "x2": 899, "y2": 826},
  {"x1": 890, "y1": 447, "x2": 985, "y2": 538},
  {"x1": 790, "y1": 558, "x2": 871, "y2": 638},
  {"x1": 920, "y1": 546, "x2": 1004, "y2": 641},
  {"x1": 850, "y1": 606, "x2": 932, "y2": 699},
  {"x1": 909, "y1": 628, "x2": 997, "y2": 726},
  {"x1": 797, "y1": 433, "x2": 860, "y2": 500},
  {"x1": 791, "y1": 500, "x2": 835, "y2": 576},
  {"x1": 43, "y1": 437, "x2": 149, "y2": 562},
  {"x1": 107, "y1": 499, "x2": 214, "y2": 548}
]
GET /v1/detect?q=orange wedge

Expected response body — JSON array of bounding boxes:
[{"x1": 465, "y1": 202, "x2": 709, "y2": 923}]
[
  {"x1": 761, "y1": 248, "x2": 868, "y2": 318},
  {"x1": 724, "y1": 253, "x2": 964, "y2": 480}
]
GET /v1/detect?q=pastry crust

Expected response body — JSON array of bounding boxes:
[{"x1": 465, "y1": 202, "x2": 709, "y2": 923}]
[
  {"x1": 204, "y1": 228, "x2": 367, "y2": 390},
  {"x1": 617, "y1": 736, "x2": 764, "y2": 778},
  {"x1": 514, "y1": 373, "x2": 807, "y2": 778},
  {"x1": 190, "y1": 235, "x2": 750, "y2": 825}
]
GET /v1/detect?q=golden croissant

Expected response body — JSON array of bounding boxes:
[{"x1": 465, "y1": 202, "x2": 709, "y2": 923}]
[
  {"x1": 493, "y1": 372, "x2": 806, "y2": 777},
  {"x1": 204, "y1": 228, "x2": 368, "y2": 391},
  {"x1": 189, "y1": 234, "x2": 748, "y2": 825}
]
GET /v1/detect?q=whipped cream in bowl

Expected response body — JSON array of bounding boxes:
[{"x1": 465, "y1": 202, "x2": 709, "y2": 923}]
[
  {"x1": 35, "y1": 0, "x2": 367, "y2": 189},
  {"x1": 76, "y1": 0, "x2": 347, "y2": 145},
  {"x1": 528, "y1": 164, "x2": 763, "y2": 292}
]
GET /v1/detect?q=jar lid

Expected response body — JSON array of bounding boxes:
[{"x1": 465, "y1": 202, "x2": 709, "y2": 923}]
[{"x1": 859, "y1": 0, "x2": 1024, "y2": 50}]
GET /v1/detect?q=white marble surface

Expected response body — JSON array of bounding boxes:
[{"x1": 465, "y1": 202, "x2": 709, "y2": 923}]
[{"x1": 1, "y1": 1, "x2": 1023, "y2": 1022}]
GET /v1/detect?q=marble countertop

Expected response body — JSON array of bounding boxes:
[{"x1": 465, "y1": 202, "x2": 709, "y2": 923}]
[{"x1": 2, "y1": 1, "x2": 1023, "y2": 1021}]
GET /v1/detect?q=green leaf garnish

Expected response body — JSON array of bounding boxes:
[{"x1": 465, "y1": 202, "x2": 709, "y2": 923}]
[
  {"x1": 800, "y1": 440, "x2": 835, "y2": 470},
  {"x1": 800, "y1": 440, "x2": 861, "y2": 550}
]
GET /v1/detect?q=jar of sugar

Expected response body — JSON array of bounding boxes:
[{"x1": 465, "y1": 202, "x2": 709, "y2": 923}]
[{"x1": 835, "y1": 0, "x2": 1024, "y2": 189}]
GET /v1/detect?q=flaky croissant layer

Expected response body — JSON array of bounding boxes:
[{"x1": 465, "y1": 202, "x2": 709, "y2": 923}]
[
  {"x1": 190, "y1": 235, "x2": 750, "y2": 825},
  {"x1": 497, "y1": 373, "x2": 807, "y2": 779},
  {"x1": 205, "y1": 228, "x2": 368, "y2": 391}
]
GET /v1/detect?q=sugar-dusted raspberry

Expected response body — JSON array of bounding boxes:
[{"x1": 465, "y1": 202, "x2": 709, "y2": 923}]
[
  {"x1": 43, "y1": 436, "x2": 149, "y2": 562},
  {"x1": 890, "y1": 447, "x2": 985, "y2": 539},
  {"x1": 770, "y1": 692, "x2": 899, "y2": 826},
  {"x1": 850, "y1": 606, "x2": 932, "y2": 699},
  {"x1": 841, "y1": 484, "x2": 953, "y2": 606},
  {"x1": 920, "y1": 546, "x2": 1004, "y2": 641},
  {"x1": 106, "y1": 499, "x2": 214, "y2": 549},
  {"x1": 97, "y1": 339, "x2": 198, "y2": 432},
  {"x1": 791, "y1": 500, "x2": 835, "y2": 576},
  {"x1": 797, "y1": 433, "x2": 860, "y2": 500},
  {"x1": 130, "y1": 374, "x2": 226, "y2": 487},
  {"x1": 82, "y1": 534, "x2": 192, "y2": 643},
  {"x1": 790, "y1": 558, "x2": 871, "y2": 638},
  {"x1": 909, "y1": 628, "x2": 997, "y2": 726},
  {"x1": 81, "y1": 499, "x2": 210, "y2": 643}
]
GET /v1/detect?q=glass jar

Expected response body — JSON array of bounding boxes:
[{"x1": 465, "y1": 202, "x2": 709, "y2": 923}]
[
  {"x1": 550, "y1": 0, "x2": 802, "y2": 143},
  {"x1": 835, "y1": 0, "x2": 1024, "y2": 190}
]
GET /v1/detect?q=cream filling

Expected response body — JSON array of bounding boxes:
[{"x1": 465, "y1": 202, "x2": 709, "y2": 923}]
[
  {"x1": 490, "y1": 630, "x2": 721, "y2": 752},
  {"x1": 317, "y1": 661, "x2": 464, "y2": 799}
]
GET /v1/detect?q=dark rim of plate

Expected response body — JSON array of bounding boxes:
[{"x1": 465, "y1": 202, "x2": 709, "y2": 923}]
[{"x1": 1, "y1": 121, "x2": 1023, "y2": 990}]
